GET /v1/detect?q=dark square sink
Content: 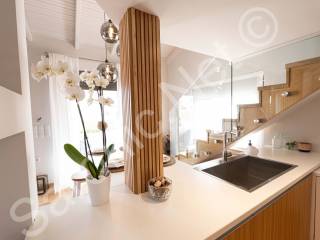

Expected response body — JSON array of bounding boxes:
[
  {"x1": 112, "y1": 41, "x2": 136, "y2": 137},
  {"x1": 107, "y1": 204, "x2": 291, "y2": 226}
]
[{"x1": 200, "y1": 156, "x2": 296, "y2": 192}]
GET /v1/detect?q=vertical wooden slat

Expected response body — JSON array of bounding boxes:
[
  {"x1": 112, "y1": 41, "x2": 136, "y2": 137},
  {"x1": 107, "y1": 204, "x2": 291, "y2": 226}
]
[
  {"x1": 155, "y1": 16, "x2": 163, "y2": 176},
  {"x1": 153, "y1": 16, "x2": 160, "y2": 177},
  {"x1": 135, "y1": 10, "x2": 145, "y2": 191},
  {"x1": 144, "y1": 12, "x2": 153, "y2": 191},
  {"x1": 130, "y1": 8, "x2": 141, "y2": 193},
  {"x1": 120, "y1": 8, "x2": 163, "y2": 194},
  {"x1": 148, "y1": 14, "x2": 155, "y2": 178},
  {"x1": 140, "y1": 12, "x2": 149, "y2": 189}
]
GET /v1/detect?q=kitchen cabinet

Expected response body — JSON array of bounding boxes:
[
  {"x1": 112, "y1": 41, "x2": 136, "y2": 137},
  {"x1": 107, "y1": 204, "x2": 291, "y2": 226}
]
[{"x1": 223, "y1": 175, "x2": 312, "y2": 240}]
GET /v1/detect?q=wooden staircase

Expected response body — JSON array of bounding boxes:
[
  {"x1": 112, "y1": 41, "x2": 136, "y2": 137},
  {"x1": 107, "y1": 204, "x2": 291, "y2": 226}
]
[{"x1": 238, "y1": 57, "x2": 320, "y2": 138}]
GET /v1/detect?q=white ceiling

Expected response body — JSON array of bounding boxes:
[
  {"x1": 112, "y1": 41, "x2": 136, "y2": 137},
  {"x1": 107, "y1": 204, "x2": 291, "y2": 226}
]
[
  {"x1": 25, "y1": 0, "x2": 106, "y2": 48},
  {"x1": 25, "y1": 0, "x2": 175, "y2": 59},
  {"x1": 96, "y1": 0, "x2": 320, "y2": 60}
]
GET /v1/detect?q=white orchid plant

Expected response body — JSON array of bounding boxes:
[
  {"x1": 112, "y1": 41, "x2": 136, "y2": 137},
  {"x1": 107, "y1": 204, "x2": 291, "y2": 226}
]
[{"x1": 32, "y1": 56, "x2": 115, "y2": 179}]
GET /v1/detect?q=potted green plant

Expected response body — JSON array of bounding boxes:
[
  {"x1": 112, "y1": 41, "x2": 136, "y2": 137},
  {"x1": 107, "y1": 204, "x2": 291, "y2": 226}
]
[
  {"x1": 64, "y1": 143, "x2": 114, "y2": 206},
  {"x1": 32, "y1": 57, "x2": 115, "y2": 206}
]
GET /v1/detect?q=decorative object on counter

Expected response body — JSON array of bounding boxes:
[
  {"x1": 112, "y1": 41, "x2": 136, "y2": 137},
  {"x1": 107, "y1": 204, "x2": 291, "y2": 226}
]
[
  {"x1": 245, "y1": 140, "x2": 259, "y2": 156},
  {"x1": 297, "y1": 142, "x2": 312, "y2": 152},
  {"x1": 64, "y1": 144, "x2": 114, "y2": 206},
  {"x1": 272, "y1": 134, "x2": 283, "y2": 149},
  {"x1": 148, "y1": 176, "x2": 172, "y2": 201},
  {"x1": 286, "y1": 141, "x2": 296, "y2": 150},
  {"x1": 32, "y1": 54, "x2": 116, "y2": 206},
  {"x1": 86, "y1": 175, "x2": 111, "y2": 206}
]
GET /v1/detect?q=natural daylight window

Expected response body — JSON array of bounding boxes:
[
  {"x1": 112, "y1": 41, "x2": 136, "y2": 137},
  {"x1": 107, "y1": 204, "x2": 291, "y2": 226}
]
[{"x1": 68, "y1": 88, "x2": 124, "y2": 162}]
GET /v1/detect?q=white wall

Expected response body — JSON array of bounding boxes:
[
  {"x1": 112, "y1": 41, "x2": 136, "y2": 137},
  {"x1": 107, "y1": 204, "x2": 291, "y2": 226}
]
[
  {"x1": 232, "y1": 35, "x2": 320, "y2": 152},
  {"x1": 233, "y1": 35, "x2": 320, "y2": 86},
  {"x1": 161, "y1": 56, "x2": 169, "y2": 135},
  {"x1": 0, "y1": 0, "x2": 37, "y2": 239},
  {"x1": 162, "y1": 47, "x2": 214, "y2": 154},
  {"x1": 28, "y1": 46, "x2": 54, "y2": 182},
  {"x1": 162, "y1": 47, "x2": 231, "y2": 155},
  {"x1": 162, "y1": 47, "x2": 229, "y2": 134}
]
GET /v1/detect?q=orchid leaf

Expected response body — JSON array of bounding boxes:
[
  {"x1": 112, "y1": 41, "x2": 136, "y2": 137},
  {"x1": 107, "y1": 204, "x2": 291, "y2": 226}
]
[
  {"x1": 97, "y1": 144, "x2": 115, "y2": 174},
  {"x1": 64, "y1": 143, "x2": 98, "y2": 179}
]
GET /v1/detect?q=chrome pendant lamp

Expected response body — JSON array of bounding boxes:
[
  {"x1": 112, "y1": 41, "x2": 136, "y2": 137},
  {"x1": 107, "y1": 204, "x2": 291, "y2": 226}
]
[
  {"x1": 100, "y1": 19, "x2": 119, "y2": 44},
  {"x1": 98, "y1": 14, "x2": 119, "y2": 83},
  {"x1": 97, "y1": 48, "x2": 118, "y2": 83}
]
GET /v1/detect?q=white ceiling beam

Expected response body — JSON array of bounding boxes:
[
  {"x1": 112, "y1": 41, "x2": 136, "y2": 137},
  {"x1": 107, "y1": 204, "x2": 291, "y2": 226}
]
[
  {"x1": 74, "y1": 0, "x2": 81, "y2": 49},
  {"x1": 25, "y1": 17, "x2": 32, "y2": 42}
]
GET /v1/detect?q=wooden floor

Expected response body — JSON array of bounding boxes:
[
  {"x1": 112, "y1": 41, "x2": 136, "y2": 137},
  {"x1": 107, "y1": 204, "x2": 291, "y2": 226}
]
[{"x1": 38, "y1": 185, "x2": 74, "y2": 206}]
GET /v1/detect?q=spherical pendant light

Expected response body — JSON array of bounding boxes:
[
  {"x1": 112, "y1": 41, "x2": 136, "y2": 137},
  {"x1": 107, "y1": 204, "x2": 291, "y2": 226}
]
[
  {"x1": 100, "y1": 19, "x2": 119, "y2": 43},
  {"x1": 97, "y1": 60, "x2": 118, "y2": 83}
]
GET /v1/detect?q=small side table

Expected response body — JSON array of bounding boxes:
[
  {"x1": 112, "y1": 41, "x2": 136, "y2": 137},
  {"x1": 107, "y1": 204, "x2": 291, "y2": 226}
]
[{"x1": 71, "y1": 171, "x2": 87, "y2": 197}]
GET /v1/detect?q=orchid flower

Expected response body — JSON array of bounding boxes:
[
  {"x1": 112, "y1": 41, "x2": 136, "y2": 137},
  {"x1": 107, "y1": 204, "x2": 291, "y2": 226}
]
[
  {"x1": 64, "y1": 71, "x2": 79, "y2": 88},
  {"x1": 80, "y1": 70, "x2": 90, "y2": 81},
  {"x1": 80, "y1": 70, "x2": 96, "y2": 89},
  {"x1": 88, "y1": 71, "x2": 100, "y2": 84},
  {"x1": 98, "y1": 96, "x2": 114, "y2": 106},
  {"x1": 53, "y1": 61, "x2": 69, "y2": 75},
  {"x1": 31, "y1": 63, "x2": 46, "y2": 82},
  {"x1": 65, "y1": 86, "x2": 85, "y2": 101},
  {"x1": 36, "y1": 58, "x2": 54, "y2": 76}
]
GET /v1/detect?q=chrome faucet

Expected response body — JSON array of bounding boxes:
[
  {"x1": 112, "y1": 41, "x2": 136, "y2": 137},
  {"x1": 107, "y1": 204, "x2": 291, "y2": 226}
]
[{"x1": 222, "y1": 132, "x2": 232, "y2": 161}]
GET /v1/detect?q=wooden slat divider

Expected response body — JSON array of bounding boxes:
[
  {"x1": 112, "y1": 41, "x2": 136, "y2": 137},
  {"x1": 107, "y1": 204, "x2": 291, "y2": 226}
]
[
  {"x1": 155, "y1": 16, "x2": 163, "y2": 176},
  {"x1": 145, "y1": 12, "x2": 152, "y2": 187},
  {"x1": 140, "y1": 12, "x2": 149, "y2": 184},
  {"x1": 148, "y1": 14, "x2": 155, "y2": 178},
  {"x1": 120, "y1": 8, "x2": 163, "y2": 194},
  {"x1": 130, "y1": 9, "x2": 141, "y2": 193}
]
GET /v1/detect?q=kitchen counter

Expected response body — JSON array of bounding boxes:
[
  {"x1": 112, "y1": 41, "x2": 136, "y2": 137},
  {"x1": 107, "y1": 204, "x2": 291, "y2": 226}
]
[{"x1": 26, "y1": 147, "x2": 320, "y2": 240}]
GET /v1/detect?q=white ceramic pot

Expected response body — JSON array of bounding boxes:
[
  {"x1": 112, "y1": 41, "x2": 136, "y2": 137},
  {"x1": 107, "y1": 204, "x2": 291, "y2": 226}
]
[{"x1": 86, "y1": 175, "x2": 111, "y2": 206}]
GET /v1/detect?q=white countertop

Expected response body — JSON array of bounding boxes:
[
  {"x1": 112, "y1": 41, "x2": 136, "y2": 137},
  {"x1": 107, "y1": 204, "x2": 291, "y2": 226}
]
[{"x1": 27, "y1": 148, "x2": 320, "y2": 240}]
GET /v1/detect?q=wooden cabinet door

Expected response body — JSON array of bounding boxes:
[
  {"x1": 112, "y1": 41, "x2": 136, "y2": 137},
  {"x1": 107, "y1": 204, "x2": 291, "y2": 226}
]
[
  {"x1": 315, "y1": 176, "x2": 320, "y2": 240},
  {"x1": 224, "y1": 175, "x2": 312, "y2": 240}
]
